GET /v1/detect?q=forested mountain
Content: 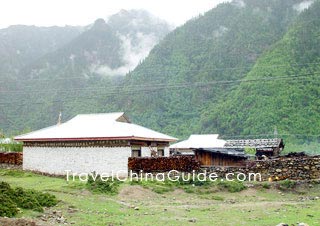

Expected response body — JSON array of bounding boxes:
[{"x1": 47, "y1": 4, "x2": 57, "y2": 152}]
[
  {"x1": 0, "y1": 10, "x2": 171, "y2": 132},
  {"x1": 0, "y1": 25, "x2": 82, "y2": 79},
  {"x1": 1, "y1": 0, "x2": 319, "y2": 153},
  {"x1": 20, "y1": 9, "x2": 171, "y2": 80},
  {"x1": 201, "y1": 0, "x2": 320, "y2": 143},
  {"x1": 119, "y1": 0, "x2": 315, "y2": 138}
]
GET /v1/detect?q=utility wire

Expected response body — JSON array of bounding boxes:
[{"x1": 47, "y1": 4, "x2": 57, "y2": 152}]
[
  {"x1": 1, "y1": 71, "x2": 320, "y2": 95},
  {"x1": 0, "y1": 74, "x2": 319, "y2": 107},
  {"x1": 0, "y1": 62, "x2": 320, "y2": 84}
]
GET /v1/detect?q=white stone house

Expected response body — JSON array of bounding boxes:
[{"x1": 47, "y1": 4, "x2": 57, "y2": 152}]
[
  {"x1": 15, "y1": 112, "x2": 177, "y2": 176},
  {"x1": 169, "y1": 134, "x2": 226, "y2": 155}
]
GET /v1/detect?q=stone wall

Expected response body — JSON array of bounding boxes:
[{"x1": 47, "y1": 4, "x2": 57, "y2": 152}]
[{"x1": 206, "y1": 156, "x2": 320, "y2": 181}]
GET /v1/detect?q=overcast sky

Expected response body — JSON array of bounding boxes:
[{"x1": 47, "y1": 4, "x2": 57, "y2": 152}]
[{"x1": 0, "y1": 0, "x2": 230, "y2": 29}]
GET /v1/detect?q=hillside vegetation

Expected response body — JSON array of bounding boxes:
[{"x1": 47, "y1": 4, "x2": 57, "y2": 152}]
[
  {"x1": 1, "y1": 0, "x2": 319, "y2": 152},
  {"x1": 201, "y1": 0, "x2": 320, "y2": 145}
]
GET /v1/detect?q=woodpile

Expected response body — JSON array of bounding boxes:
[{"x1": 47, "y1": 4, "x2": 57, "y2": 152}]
[
  {"x1": 0, "y1": 152, "x2": 23, "y2": 165},
  {"x1": 128, "y1": 156, "x2": 200, "y2": 172}
]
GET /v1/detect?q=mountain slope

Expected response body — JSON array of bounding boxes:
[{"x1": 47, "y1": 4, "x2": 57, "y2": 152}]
[
  {"x1": 2, "y1": 0, "x2": 319, "y2": 155},
  {"x1": 0, "y1": 25, "x2": 82, "y2": 79},
  {"x1": 201, "y1": 0, "x2": 320, "y2": 143},
  {"x1": 20, "y1": 10, "x2": 171, "y2": 80},
  {"x1": 0, "y1": 10, "x2": 171, "y2": 133},
  {"x1": 117, "y1": 0, "x2": 305, "y2": 138}
]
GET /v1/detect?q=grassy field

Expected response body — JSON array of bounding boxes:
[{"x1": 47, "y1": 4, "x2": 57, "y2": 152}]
[{"x1": 0, "y1": 169, "x2": 320, "y2": 226}]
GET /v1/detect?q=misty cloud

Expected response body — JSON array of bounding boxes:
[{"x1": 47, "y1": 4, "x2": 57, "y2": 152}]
[
  {"x1": 213, "y1": 26, "x2": 229, "y2": 38},
  {"x1": 293, "y1": 0, "x2": 314, "y2": 13},
  {"x1": 232, "y1": 0, "x2": 246, "y2": 8},
  {"x1": 93, "y1": 32, "x2": 158, "y2": 76}
]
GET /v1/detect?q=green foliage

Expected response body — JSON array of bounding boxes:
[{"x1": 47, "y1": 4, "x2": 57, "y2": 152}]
[
  {"x1": 262, "y1": 183, "x2": 271, "y2": 189},
  {"x1": 0, "y1": 169, "x2": 32, "y2": 177},
  {"x1": 244, "y1": 147, "x2": 256, "y2": 156},
  {"x1": 86, "y1": 175, "x2": 122, "y2": 195},
  {"x1": 0, "y1": 181, "x2": 58, "y2": 217},
  {"x1": 13, "y1": 187, "x2": 43, "y2": 212},
  {"x1": 0, "y1": 194, "x2": 19, "y2": 217},
  {"x1": 201, "y1": 0, "x2": 320, "y2": 153},
  {"x1": 0, "y1": 142, "x2": 23, "y2": 152},
  {"x1": 130, "y1": 177, "x2": 247, "y2": 194},
  {"x1": 217, "y1": 181, "x2": 247, "y2": 193},
  {"x1": 279, "y1": 180, "x2": 297, "y2": 190},
  {"x1": 2, "y1": 0, "x2": 320, "y2": 155}
]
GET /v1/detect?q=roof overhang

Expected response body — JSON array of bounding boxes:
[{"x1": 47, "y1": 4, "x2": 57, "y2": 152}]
[{"x1": 15, "y1": 136, "x2": 177, "y2": 143}]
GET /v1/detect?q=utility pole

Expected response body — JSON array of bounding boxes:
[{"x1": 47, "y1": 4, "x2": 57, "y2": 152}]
[{"x1": 57, "y1": 112, "x2": 62, "y2": 125}]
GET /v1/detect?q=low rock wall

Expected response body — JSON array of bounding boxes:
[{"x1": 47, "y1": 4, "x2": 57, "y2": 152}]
[{"x1": 206, "y1": 156, "x2": 320, "y2": 181}]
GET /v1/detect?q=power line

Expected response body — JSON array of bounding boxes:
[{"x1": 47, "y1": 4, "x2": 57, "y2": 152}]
[
  {"x1": 0, "y1": 73, "x2": 318, "y2": 107},
  {"x1": 1, "y1": 71, "x2": 320, "y2": 95},
  {"x1": 1, "y1": 62, "x2": 319, "y2": 84}
]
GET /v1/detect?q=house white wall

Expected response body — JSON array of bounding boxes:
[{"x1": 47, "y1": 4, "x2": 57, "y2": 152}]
[
  {"x1": 23, "y1": 146, "x2": 131, "y2": 176},
  {"x1": 23, "y1": 145, "x2": 170, "y2": 176},
  {"x1": 164, "y1": 147, "x2": 170, "y2": 156},
  {"x1": 141, "y1": 146, "x2": 151, "y2": 157}
]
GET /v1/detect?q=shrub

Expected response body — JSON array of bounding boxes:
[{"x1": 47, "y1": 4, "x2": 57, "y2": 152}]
[
  {"x1": 262, "y1": 183, "x2": 271, "y2": 189},
  {"x1": 0, "y1": 181, "x2": 58, "y2": 217},
  {"x1": 86, "y1": 175, "x2": 122, "y2": 195},
  {"x1": 217, "y1": 181, "x2": 246, "y2": 193},
  {"x1": 13, "y1": 187, "x2": 43, "y2": 212},
  {"x1": 0, "y1": 143, "x2": 23, "y2": 152},
  {"x1": 0, "y1": 194, "x2": 19, "y2": 217},
  {"x1": 36, "y1": 192, "x2": 58, "y2": 207},
  {"x1": 279, "y1": 180, "x2": 296, "y2": 190}
]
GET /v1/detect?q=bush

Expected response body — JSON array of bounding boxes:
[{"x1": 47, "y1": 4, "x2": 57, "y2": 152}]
[
  {"x1": 262, "y1": 183, "x2": 271, "y2": 189},
  {"x1": 86, "y1": 175, "x2": 122, "y2": 195},
  {"x1": 279, "y1": 180, "x2": 296, "y2": 190},
  {"x1": 217, "y1": 181, "x2": 246, "y2": 193},
  {"x1": 13, "y1": 187, "x2": 43, "y2": 212},
  {"x1": 0, "y1": 143, "x2": 23, "y2": 152},
  {"x1": 0, "y1": 181, "x2": 58, "y2": 217},
  {"x1": 0, "y1": 194, "x2": 19, "y2": 217}
]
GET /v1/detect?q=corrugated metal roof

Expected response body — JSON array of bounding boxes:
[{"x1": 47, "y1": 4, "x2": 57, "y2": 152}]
[
  {"x1": 15, "y1": 112, "x2": 177, "y2": 142},
  {"x1": 170, "y1": 134, "x2": 226, "y2": 149}
]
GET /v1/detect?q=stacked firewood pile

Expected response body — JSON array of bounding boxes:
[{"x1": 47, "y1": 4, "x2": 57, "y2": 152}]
[
  {"x1": 0, "y1": 152, "x2": 23, "y2": 165},
  {"x1": 128, "y1": 156, "x2": 200, "y2": 172}
]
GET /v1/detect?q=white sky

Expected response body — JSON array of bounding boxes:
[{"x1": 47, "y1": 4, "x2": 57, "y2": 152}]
[{"x1": 0, "y1": 0, "x2": 230, "y2": 29}]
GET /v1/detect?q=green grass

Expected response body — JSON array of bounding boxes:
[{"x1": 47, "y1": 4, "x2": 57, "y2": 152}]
[{"x1": 0, "y1": 168, "x2": 320, "y2": 225}]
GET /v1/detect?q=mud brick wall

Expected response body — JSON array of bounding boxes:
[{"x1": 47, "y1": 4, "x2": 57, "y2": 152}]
[{"x1": 0, "y1": 152, "x2": 23, "y2": 165}]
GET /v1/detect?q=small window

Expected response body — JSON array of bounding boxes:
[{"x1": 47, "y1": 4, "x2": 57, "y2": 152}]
[
  {"x1": 131, "y1": 148, "x2": 141, "y2": 157},
  {"x1": 157, "y1": 149, "x2": 164, "y2": 157}
]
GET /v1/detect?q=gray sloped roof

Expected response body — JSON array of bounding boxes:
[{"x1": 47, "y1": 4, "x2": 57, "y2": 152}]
[
  {"x1": 195, "y1": 148, "x2": 249, "y2": 158},
  {"x1": 15, "y1": 112, "x2": 177, "y2": 142},
  {"x1": 224, "y1": 138, "x2": 283, "y2": 149}
]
